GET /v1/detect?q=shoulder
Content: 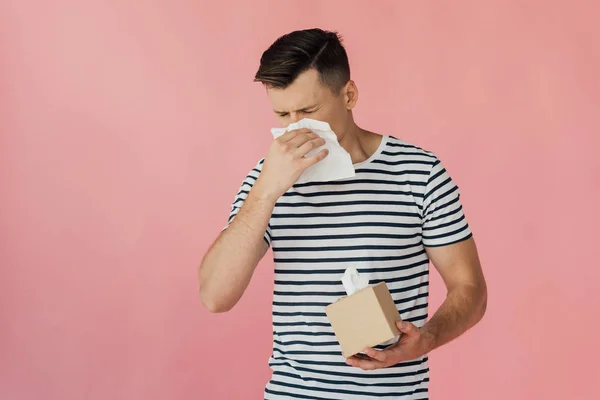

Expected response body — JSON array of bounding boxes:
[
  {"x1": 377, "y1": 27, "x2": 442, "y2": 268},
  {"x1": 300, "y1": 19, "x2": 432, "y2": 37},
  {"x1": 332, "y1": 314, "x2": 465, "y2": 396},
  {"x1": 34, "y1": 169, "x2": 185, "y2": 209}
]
[
  {"x1": 384, "y1": 136, "x2": 439, "y2": 163},
  {"x1": 376, "y1": 136, "x2": 441, "y2": 179}
]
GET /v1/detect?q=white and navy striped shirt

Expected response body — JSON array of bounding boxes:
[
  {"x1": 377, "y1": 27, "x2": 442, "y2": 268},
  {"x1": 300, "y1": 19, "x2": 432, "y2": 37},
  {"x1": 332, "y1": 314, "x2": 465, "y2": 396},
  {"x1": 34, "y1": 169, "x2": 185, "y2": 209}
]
[{"x1": 225, "y1": 135, "x2": 472, "y2": 400}]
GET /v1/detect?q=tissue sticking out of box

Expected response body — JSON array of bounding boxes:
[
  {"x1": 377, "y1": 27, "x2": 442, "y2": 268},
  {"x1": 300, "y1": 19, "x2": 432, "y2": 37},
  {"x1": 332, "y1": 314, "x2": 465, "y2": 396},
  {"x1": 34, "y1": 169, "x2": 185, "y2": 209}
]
[{"x1": 341, "y1": 267, "x2": 369, "y2": 296}]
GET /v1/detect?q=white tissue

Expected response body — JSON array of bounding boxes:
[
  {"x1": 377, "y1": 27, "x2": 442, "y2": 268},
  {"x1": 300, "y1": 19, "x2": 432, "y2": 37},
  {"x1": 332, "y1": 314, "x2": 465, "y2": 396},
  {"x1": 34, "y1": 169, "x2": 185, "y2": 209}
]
[
  {"x1": 341, "y1": 267, "x2": 369, "y2": 296},
  {"x1": 271, "y1": 118, "x2": 355, "y2": 184}
]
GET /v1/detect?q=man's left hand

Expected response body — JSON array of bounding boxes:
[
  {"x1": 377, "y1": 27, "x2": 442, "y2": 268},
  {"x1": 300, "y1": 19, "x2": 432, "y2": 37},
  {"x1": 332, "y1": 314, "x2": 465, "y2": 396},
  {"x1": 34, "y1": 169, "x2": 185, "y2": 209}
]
[{"x1": 345, "y1": 320, "x2": 434, "y2": 370}]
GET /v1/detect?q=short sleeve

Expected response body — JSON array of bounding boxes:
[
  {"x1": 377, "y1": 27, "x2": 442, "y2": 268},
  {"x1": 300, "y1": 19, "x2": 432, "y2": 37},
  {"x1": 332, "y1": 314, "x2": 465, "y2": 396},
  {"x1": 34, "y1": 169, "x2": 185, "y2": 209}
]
[
  {"x1": 222, "y1": 159, "x2": 272, "y2": 247},
  {"x1": 422, "y1": 157, "x2": 472, "y2": 247}
]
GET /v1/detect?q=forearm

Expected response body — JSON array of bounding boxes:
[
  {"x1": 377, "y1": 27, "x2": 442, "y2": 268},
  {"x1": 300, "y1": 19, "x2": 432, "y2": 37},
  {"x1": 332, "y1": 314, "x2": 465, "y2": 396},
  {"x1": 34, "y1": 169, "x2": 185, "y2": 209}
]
[
  {"x1": 421, "y1": 283, "x2": 487, "y2": 352},
  {"x1": 199, "y1": 190, "x2": 275, "y2": 312}
]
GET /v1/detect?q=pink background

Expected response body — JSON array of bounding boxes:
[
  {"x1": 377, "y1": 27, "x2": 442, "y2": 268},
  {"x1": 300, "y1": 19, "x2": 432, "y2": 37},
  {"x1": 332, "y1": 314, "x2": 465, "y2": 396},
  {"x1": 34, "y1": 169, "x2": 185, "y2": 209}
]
[{"x1": 1, "y1": 1, "x2": 599, "y2": 399}]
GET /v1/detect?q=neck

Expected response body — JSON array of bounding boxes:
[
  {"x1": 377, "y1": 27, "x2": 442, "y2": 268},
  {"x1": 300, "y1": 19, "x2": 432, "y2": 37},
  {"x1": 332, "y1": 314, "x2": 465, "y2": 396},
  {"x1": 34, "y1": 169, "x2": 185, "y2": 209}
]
[{"x1": 337, "y1": 121, "x2": 380, "y2": 165}]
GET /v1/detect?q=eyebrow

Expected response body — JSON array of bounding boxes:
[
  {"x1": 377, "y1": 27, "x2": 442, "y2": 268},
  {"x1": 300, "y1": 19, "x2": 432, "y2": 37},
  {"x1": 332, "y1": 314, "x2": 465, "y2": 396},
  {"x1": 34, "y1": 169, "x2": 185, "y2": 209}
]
[{"x1": 274, "y1": 104, "x2": 320, "y2": 114}]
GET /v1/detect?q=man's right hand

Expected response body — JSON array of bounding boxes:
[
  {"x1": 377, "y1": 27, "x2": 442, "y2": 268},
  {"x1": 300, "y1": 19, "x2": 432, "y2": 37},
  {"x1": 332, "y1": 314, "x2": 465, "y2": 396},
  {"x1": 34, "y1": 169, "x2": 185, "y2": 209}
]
[
  {"x1": 253, "y1": 128, "x2": 328, "y2": 201},
  {"x1": 199, "y1": 128, "x2": 327, "y2": 313}
]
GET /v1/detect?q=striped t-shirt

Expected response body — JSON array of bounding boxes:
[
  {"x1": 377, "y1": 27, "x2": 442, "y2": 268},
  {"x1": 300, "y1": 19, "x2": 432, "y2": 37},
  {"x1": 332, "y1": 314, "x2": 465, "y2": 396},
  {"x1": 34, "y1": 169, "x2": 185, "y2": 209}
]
[{"x1": 225, "y1": 135, "x2": 472, "y2": 400}]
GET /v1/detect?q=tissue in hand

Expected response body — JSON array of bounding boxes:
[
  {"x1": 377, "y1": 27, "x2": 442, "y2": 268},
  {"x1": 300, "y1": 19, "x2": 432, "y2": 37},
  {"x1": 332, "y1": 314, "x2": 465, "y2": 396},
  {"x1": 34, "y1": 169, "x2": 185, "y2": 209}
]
[
  {"x1": 271, "y1": 118, "x2": 355, "y2": 184},
  {"x1": 325, "y1": 268, "x2": 402, "y2": 357}
]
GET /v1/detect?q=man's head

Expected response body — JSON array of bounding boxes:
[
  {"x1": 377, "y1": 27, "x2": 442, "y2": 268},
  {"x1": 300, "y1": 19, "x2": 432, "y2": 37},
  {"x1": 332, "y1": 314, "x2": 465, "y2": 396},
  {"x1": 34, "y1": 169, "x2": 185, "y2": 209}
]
[{"x1": 255, "y1": 29, "x2": 359, "y2": 135}]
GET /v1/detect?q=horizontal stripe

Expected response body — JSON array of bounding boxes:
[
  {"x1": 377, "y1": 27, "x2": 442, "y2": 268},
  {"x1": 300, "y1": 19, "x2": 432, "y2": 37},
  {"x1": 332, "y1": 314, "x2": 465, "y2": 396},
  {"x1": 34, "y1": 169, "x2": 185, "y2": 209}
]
[
  {"x1": 386, "y1": 140, "x2": 432, "y2": 150},
  {"x1": 269, "y1": 359, "x2": 430, "y2": 380},
  {"x1": 271, "y1": 210, "x2": 422, "y2": 219},
  {"x1": 273, "y1": 241, "x2": 422, "y2": 252},
  {"x1": 273, "y1": 349, "x2": 340, "y2": 356},
  {"x1": 401, "y1": 303, "x2": 429, "y2": 314},
  {"x1": 271, "y1": 221, "x2": 422, "y2": 230},
  {"x1": 265, "y1": 388, "x2": 430, "y2": 400},
  {"x1": 404, "y1": 314, "x2": 428, "y2": 323},
  {"x1": 383, "y1": 143, "x2": 435, "y2": 153},
  {"x1": 282, "y1": 188, "x2": 425, "y2": 198},
  {"x1": 425, "y1": 177, "x2": 452, "y2": 202},
  {"x1": 270, "y1": 378, "x2": 428, "y2": 397},
  {"x1": 422, "y1": 213, "x2": 465, "y2": 231},
  {"x1": 265, "y1": 387, "x2": 334, "y2": 400},
  {"x1": 425, "y1": 161, "x2": 443, "y2": 185},
  {"x1": 273, "y1": 370, "x2": 430, "y2": 388},
  {"x1": 352, "y1": 168, "x2": 430, "y2": 177},
  {"x1": 275, "y1": 199, "x2": 421, "y2": 208},
  {"x1": 273, "y1": 293, "x2": 428, "y2": 309},
  {"x1": 241, "y1": 174, "x2": 257, "y2": 183},
  {"x1": 274, "y1": 281, "x2": 429, "y2": 298},
  {"x1": 275, "y1": 270, "x2": 428, "y2": 286},
  {"x1": 422, "y1": 224, "x2": 469, "y2": 240},
  {"x1": 272, "y1": 313, "x2": 427, "y2": 329},
  {"x1": 271, "y1": 354, "x2": 429, "y2": 369},
  {"x1": 423, "y1": 233, "x2": 472, "y2": 248},
  {"x1": 273, "y1": 311, "x2": 333, "y2": 318},
  {"x1": 293, "y1": 178, "x2": 428, "y2": 189},
  {"x1": 276, "y1": 331, "x2": 336, "y2": 337},
  {"x1": 369, "y1": 270, "x2": 429, "y2": 285},
  {"x1": 234, "y1": 189, "x2": 250, "y2": 197},
  {"x1": 372, "y1": 159, "x2": 434, "y2": 168},
  {"x1": 423, "y1": 186, "x2": 459, "y2": 216},
  {"x1": 381, "y1": 149, "x2": 434, "y2": 159},
  {"x1": 272, "y1": 302, "x2": 427, "y2": 319},
  {"x1": 427, "y1": 198, "x2": 461, "y2": 221},
  {"x1": 274, "y1": 339, "x2": 340, "y2": 347},
  {"x1": 274, "y1": 251, "x2": 427, "y2": 265},
  {"x1": 275, "y1": 232, "x2": 422, "y2": 241},
  {"x1": 273, "y1": 321, "x2": 333, "y2": 328},
  {"x1": 275, "y1": 260, "x2": 428, "y2": 276}
]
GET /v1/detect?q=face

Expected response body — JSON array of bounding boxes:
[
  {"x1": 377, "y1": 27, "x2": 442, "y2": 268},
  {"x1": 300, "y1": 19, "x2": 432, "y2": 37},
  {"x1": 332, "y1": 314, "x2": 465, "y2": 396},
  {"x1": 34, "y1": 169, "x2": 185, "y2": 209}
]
[{"x1": 266, "y1": 68, "x2": 358, "y2": 138}]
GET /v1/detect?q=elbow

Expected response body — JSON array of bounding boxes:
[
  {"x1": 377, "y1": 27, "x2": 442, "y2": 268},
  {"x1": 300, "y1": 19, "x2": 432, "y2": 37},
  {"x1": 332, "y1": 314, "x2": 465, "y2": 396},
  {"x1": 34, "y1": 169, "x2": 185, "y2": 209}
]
[
  {"x1": 199, "y1": 282, "x2": 234, "y2": 313},
  {"x1": 476, "y1": 286, "x2": 488, "y2": 323},
  {"x1": 199, "y1": 261, "x2": 229, "y2": 313},
  {"x1": 200, "y1": 290, "x2": 233, "y2": 313},
  {"x1": 202, "y1": 298, "x2": 232, "y2": 313},
  {"x1": 198, "y1": 256, "x2": 240, "y2": 313},
  {"x1": 199, "y1": 284, "x2": 233, "y2": 313}
]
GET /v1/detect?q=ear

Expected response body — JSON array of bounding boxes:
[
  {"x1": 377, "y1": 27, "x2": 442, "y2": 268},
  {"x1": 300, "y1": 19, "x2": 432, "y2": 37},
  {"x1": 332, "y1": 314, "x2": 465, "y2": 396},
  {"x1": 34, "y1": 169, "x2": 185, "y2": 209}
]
[{"x1": 343, "y1": 80, "x2": 359, "y2": 110}]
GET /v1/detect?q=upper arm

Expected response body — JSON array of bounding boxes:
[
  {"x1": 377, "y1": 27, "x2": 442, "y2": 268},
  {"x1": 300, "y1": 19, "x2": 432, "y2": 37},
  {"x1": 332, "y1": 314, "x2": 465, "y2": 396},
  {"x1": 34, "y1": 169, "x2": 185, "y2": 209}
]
[
  {"x1": 222, "y1": 159, "x2": 272, "y2": 248},
  {"x1": 421, "y1": 156, "x2": 485, "y2": 292},
  {"x1": 426, "y1": 237, "x2": 485, "y2": 292}
]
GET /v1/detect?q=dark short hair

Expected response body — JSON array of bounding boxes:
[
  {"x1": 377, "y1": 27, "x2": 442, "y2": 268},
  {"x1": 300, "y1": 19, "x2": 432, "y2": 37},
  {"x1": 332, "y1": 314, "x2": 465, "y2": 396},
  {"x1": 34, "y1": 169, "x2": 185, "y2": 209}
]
[{"x1": 254, "y1": 28, "x2": 350, "y2": 93}]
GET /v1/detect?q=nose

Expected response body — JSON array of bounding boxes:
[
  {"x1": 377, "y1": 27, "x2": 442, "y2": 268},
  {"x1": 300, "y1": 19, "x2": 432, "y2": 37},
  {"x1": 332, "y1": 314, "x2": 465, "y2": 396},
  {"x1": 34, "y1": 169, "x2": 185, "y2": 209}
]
[{"x1": 288, "y1": 112, "x2": 301, "y2": 124}]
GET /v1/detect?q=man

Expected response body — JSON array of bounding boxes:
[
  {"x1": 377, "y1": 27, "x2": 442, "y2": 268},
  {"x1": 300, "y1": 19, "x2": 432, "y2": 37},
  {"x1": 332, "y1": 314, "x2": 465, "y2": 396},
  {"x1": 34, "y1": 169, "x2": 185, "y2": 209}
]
[{"x1": 199, "y1": 28, "x2": 487, "y2": 400}]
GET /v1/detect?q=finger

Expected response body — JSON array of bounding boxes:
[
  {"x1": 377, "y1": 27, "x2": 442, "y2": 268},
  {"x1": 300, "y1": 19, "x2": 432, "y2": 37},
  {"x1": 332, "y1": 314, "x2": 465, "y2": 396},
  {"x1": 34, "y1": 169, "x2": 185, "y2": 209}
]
[
  {"x1": 302, "y1": 148, "x2": 329, "y2": 167},
  {"x1": 295, "y1": 137, "x2": 326, "y2": 157},
  {"x1": 346, "y1": 356, "x2": 383, "y2": 371},
  {"x1": 363, "y1": 347, "x2": 388, "y2": 363},
  {"x1": 278, "y1": 128, "x2": 313, "y2": 143},
  {"x1": 286, "y1": 132, "x2": 319, "y2": 150},
  {"x1": 349, "y1": 353, "x2": 373, "y2": 361},
  {"x1": 395, "y1": 320, "x2": 417, "y2": 336}
]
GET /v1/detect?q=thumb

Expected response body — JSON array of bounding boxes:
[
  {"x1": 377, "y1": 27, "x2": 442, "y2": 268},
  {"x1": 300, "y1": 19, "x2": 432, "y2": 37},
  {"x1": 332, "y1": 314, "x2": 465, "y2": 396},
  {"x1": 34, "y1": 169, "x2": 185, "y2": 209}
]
[{"x1": 395, "y1": 320, "x2": 417, "y2": 335}]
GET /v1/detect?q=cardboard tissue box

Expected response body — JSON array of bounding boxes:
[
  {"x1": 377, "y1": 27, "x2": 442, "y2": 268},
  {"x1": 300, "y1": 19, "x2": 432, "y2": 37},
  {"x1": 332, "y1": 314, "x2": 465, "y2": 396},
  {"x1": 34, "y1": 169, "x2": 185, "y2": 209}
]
[{"x1": 325, "y1": 267, "x2": 402, "y2": 358}]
